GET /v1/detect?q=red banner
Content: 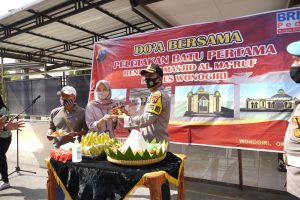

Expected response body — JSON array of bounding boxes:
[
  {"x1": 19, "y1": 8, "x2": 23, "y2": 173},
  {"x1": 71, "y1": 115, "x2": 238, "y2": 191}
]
[{"x1": 90, "y1": 7, "x2": 300, "y2": 151}]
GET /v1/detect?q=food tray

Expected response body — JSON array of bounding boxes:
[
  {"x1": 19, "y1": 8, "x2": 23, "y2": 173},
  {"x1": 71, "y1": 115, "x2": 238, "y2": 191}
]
[
  {"x1": 47, "y1": 132, "x2": 68, "y2": 138},
  {"x1": 107, "y1": 153, "x2": 166, "y2": 166}
]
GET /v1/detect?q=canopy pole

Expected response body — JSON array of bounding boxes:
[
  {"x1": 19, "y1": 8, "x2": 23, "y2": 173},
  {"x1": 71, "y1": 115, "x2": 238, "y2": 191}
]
[
  {"x1": 1, "y1": 57, "x2": 5, "y2": 102},
  {"x1": 238, "y1": 149, "x2": 243, "y2": 190}
]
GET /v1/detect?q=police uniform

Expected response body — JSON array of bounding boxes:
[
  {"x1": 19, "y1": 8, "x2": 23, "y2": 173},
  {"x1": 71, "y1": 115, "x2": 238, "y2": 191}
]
[
  {"x1": 284, "y1": 103, "x2": 300, "y2": 198},
  {"x1": 123, "y1": 85, "x2": 170, "y2": 142},
  {"x1": 284, "y1": 40, "x2": 300, "y2": 198}
]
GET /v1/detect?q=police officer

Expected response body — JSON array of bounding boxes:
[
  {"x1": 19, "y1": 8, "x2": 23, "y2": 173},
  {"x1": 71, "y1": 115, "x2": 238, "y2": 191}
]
[
  {"x1": 284, "y1": 40, "x2": 300, "y2": 198},
  {"x1": 289, "y1": 40, "x2": 300, "y2": 83},
  {"x1": 118, "y1": 64, "x2": 171, "y2": 200}
]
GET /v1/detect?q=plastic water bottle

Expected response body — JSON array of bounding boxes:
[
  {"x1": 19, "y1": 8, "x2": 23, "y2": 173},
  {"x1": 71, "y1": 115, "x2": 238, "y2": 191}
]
[{"x1": 72, "y1": 136, "x2": 82, "y2": 162}]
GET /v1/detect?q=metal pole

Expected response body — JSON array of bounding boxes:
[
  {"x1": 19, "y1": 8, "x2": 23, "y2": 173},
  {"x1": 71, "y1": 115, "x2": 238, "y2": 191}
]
[
  {"x1": 63, "y1": 72, "x2": 66, "y2": 87},
  {"x1": 238, "y1": 149, "x2": 243, "y2": 190},
  {"x1": 1, "y1": 57, "x2": 5, "y2": 102},
  {"x1": 16, "y1": 116, "x2": 19, "y2": 170}
]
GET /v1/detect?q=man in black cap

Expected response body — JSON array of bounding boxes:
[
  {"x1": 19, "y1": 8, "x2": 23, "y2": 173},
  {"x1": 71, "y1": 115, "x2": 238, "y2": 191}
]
[{"x1": 118, "y1": 63, "x2": 171, "y2": 199}]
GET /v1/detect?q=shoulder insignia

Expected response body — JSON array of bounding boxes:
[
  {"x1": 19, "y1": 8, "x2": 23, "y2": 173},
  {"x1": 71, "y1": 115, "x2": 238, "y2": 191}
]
[
  {"x1": 146, "y1": 91, "x2": 162, "y2": 115},
  {"x1": 292, "y1": 116, "x2": 300, "y2": 126}
]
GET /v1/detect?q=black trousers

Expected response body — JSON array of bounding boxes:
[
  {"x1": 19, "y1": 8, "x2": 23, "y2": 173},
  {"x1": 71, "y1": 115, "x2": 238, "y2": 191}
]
[{"x1": 0, "y1": 137, "x2": 12, "y2": 183}]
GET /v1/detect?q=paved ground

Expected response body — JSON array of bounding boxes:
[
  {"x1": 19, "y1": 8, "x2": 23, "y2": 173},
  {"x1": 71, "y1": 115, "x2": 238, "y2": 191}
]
[{"x1": 0, "y1": 161, "x2": 298, "y2": 200}]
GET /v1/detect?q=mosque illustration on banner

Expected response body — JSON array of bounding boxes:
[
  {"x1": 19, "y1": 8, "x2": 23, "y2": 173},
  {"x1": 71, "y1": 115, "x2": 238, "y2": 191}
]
[
  {"x1": 183, "y1": 87, "x2": 233, "y2": 117},
  {"x1": 240, "y1": 89, "x2": 297, "y2": 112}
]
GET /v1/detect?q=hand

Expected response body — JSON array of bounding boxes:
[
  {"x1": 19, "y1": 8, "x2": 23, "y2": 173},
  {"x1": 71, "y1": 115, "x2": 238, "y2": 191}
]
[
  {"x1": 112, "y1": 115, "x2": 118, "y2": 122},
  {"x1": 122, "y1": 106, "x2": 129, "y2": 115},
  {"x1": 46, "y1": 129, "x2": 54, "y2": 141},
  {"x1": 117, "y1": 114, "x2": 126, "y2": 121},
  {"x1": 102, "y1": 114, "x2": 113, "y2": 121},
  {"x1": 0, "y1": 116, "x2": 6, "y2": 130},
  {"x1": 117, "y1": 105, "x2": 129, "y2": 115},
  {"x1": 96, "y1": 115, "x2": 113, "y2": 129},
  {"x1": 112, "y1": 105, "x2": 128, "y2": 115},
  {"x1": 47, "y1": 136, "x2": 54, "y2": 141},
  {"x1": 6, "y1": 119, "x2": 25, "y2": 131},
  {"x1": 65, "y1": 132, "x2": 77, "y2": 138}
]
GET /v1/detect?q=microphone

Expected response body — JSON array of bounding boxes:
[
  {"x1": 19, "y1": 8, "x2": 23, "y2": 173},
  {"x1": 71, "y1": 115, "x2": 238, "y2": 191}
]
[
  {"x1": 11, "y1": 95, "x2": 41, "y2": 120},
  {"x1": 32, "y1": 95, "x2": 41, "y2": 103}
]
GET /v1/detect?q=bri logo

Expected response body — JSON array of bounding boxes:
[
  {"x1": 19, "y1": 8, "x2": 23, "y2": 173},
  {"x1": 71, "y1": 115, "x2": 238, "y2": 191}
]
[{"x1": 276, "y1": 9, "x2": 300, "y2": 34}]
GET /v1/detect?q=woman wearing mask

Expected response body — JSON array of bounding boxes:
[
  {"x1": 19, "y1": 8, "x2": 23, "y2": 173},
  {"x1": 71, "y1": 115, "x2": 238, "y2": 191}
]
[
  {"x1": 0, "y1": 95, "x2": 24, "y2": 191},
  {"x1": 85, "y1": 80, "x2": 116, "y2": 137}
]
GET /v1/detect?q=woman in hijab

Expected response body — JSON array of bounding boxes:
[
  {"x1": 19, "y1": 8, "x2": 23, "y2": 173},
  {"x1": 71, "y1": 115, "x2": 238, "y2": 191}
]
[{"x1": 85, "y1": 80, "x2": 116, "y2": 137}]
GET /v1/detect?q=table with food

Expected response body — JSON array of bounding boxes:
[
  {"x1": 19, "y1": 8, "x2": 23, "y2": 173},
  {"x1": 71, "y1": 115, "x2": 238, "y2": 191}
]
[{"x1": 46, "y1": 130, "x2": 186, "y2": 200}]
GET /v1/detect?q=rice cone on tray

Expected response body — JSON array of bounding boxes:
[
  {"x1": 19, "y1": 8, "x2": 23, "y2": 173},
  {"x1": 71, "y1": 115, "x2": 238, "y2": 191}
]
[
  {"x1": 121, "y1": 130, "x2": 148, "y2": 154},
  {"x1": 105, "y1": 130, "x2": 168, "y2": 166}
]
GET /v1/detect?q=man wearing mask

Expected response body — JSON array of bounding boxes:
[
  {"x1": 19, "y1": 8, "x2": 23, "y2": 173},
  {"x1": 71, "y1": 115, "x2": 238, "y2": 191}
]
[
  {"x1": 85, "y1": 80, "x2": 117, "y2": 137},
  {"x1": 284, "y1": 40, "x2": 300, "y2": 198},
  {"x1": 47, "y1": 86, "x2": 88, "y2": 148},
  {"x1": 289, "y1": 40, "x2": 300, "y2": 83},
  {"x1": 118, "y1": 64, "x2": 171, "y2": 200}
]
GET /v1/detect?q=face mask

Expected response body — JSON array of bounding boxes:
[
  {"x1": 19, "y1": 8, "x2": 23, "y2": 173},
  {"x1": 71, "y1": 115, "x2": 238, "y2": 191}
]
[
  {"x1": 60, "y1": 98, "x2": 74, "y2": 106},
  {"x1": 290, "y1": 67, "x2": 300, "y2": 83},
  {"x1": 95, "y1": 91, "x2": 109, "y2": 100},
  {"x1": 145, "y1": 77, "x2": 159, "y2": 88}
]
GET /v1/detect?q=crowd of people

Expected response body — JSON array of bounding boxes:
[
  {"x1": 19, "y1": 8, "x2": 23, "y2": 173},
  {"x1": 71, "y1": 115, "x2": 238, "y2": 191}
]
[
  {"x1": 0, "y1": 41, "x2": 300, "y2": 199},
  {"x1": 46, "y1": 64, "x2": 170, "y2": 150},
  {"x1": 45, "y1": 64, "x2": 171, "y2": 199}
]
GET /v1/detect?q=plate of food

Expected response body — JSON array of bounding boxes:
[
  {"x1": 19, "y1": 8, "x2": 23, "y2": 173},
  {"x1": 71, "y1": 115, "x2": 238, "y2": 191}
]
[
  {"x1": 112, "y1": 105, "x2": 126, "y2": 115},
  {"x1": 48, "y1": 129, "x2": 67, "y2": 137}
]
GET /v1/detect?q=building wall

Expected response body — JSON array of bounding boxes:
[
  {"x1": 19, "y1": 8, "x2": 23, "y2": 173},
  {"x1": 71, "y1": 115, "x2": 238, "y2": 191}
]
[
  {"x1": 208, "y1": 94, "x2": 213, "y2": 113},
  {"x1": 193, "y1": 95, "x2": 198, "y2": 112}
]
